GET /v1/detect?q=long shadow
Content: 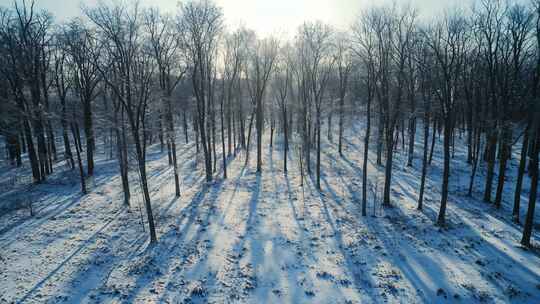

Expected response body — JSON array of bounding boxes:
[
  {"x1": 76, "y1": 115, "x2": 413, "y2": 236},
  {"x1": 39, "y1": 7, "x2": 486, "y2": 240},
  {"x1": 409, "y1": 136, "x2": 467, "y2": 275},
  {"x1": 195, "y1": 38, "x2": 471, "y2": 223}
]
[
  {"x1": 121, "y1": 179, "x2": 225, "y2": 303},
  {"x1": 214, "y1": 168, "x2": 261, "y2": 301},
  {"x1": 275, "y1": 148, "x2": 328, "y2": 302},
  {"x1": 364, "y1": 206, "x2": 457, "y2": 301},
  {"x1": 319, "y1": 136, "x2": 469, "y2": 300},
  {"x1": 0, "y1": 156, "x2": 130, "y2": 243},
  {"x1": 16, "y1": 208, "x2": 127, "y2": 303},
  {"x1": 358, "y1": 156, "x2": 540, "y2": 302},
  {"x1": 58, "y1": 226, "x2": 149, "y2": 303},
  {"x1": 318, "y1": 175, "x2": 378, "y2": 301}
]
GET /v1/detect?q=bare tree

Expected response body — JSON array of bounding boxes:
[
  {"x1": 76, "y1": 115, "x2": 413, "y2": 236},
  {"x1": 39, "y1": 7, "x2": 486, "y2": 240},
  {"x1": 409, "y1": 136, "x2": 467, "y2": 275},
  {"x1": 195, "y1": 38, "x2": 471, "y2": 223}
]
[
  {"x1": 245, "y1": 35, "x2": 279, "y2": 172},
  {"x1": 145, "y1": 8, "x2": 186, "y2": 196},
  {"x1": 424, "y1": 10, "x2": 469, "y2": 226},
  {"x1": 179, "y1": 0, "x2": 223, "y2": 182},
  {"x1": 272, "y1": 42, "x2": 294, "y2": 173},
  {"x1": 63, "y1": 19, "x2": 101, "y2": 177},
  {"x1": 86, "y1": 2, "x2": 158, "y2": 243},
  {"x1": 53, "y1": 30, "x2": 75, "y2": 170},
  {"x1": 296, "y1": 21, "x2": 334, "y2": 190},
  {"x1": 475, "y1": 0, "x2": 506, "y2": 204},
  {"x1": 353, "y1": 9, "x2": 377, "y2": 215},
  {"x1": 334, "y1": 32, "x2": 353, "y2": 156}
]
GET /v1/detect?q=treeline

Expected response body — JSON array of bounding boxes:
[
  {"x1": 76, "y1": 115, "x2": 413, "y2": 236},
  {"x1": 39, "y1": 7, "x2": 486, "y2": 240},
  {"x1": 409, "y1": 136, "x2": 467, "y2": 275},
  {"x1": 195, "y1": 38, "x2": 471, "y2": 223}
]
[{"x1": 0, "y1": 0, "x2": 538, "y2": 247}]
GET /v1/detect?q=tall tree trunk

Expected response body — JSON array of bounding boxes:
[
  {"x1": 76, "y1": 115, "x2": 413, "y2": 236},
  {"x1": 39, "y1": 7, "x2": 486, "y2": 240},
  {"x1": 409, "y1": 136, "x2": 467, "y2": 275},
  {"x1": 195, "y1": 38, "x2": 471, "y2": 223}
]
[
  {"x1": 466, "y1": 103, "x2": 473, "y2": 164},
  {"x1": 418, "y1": 115, "x2": 429, "y2": 210},
  {"x1": 158, "y1": 111, "x2": 164, "y2": 152},
  {"x1": 220, "y1": 91, "x2": 227, "y2": 179},
  {"x1": 256, "y1": 96, "x2": 263, "y2": 172},
  {"x1": 377, "y1": 106, "x2": 383, "y2": 165},
  {"x1": 233, "y1": 110, "x2": 237, "y2": 155},
  {"x1": 338, "y1": 95, "x2": 345, "y2": 156},
  {"x1": 83, "y1": 100, "x2": 95, "y2": 176},
  {"x1": 495, "y1": 124, "x2": 510, "y2": 208},
  {"x1": 212, "y1": 98, "x2": 217, "y2": 173},
  {"x1": 483, "y1": 130, "x2": 498, "y2": 202},
  {"x1": 429, "y1": 118, "x2": 437, "y2": 165},
  {"x1": 227, "y1": 95, "x2": 232, "y2": 156},
  {"x1": 316, "y1": 107, "x2": 321, "y2": 190},
  {"x1": 283, "y1": 107, "x2": 288, "y2": 173},
  {"x1": 71, "y1": 122, "x2": 86, "y2": 195},
  {"x1": 183, "y1": 107, "x2": 189, "y2": 144},
  {"x1": 437, "y1": 117, "x2": 452, "y2": 226},
  {"x1": 327, "y1": 105, "x2": 333, "y2": 142},
  {"x1": 521, "y1": 125, "x2": 539, "y2": 247},
  {"x1": 116, "y1": 124, "x2": 130, "y2": 206},
  {"x1": 194, "y1": 114, "x2": 200, "y2": 154},
  {"x1": 270, "y1": 114, "x2": 275, "y2": 148},
  {"x1": 362, "y1": 94, "x2": 371, "y2": 216},
  {"x1": 513, "y1": 123, "x2": 530, "y2": 222},
  {"x1": 383, "y1": 125, "x2": 394, "y2": 206},
  {"x1": 468, "y1": 128, "x2": 482, "y2": 196},
  {"x1": 407, "y1": 116, "x2": 416, "y2": 167},
  {"x1": 240, "y1": 102, "x2": 246, "y2": 149},
  {"x1": 18, "y1": 98, "x2": 40, "y2": 182},
  {"x1": 167, "y1": 97, "x2": 181, "y2": 197},
  {"x1": 245, "y1": 110, "x2": 255, "y2": 166},
  {"x1": 61, "y1": 97, "x2": 74, "y2": 169},
  {"x1": 35, "y1": 113, "x2": 48, "y2": 180}
]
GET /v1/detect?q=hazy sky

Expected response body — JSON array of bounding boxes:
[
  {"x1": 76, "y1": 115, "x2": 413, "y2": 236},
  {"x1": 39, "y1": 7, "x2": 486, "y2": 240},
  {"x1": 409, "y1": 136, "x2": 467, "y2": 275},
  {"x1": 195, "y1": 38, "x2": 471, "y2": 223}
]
[{"x1": 25, "y1": 0, "x2": 466, "y2": 36}]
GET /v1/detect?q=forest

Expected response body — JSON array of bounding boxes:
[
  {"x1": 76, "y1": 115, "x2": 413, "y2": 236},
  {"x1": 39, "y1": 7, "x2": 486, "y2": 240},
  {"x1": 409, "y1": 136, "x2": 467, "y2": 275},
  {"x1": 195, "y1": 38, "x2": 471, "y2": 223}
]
[{"x1": 0, "y1": 0, "x2": 539, "y2": 303}]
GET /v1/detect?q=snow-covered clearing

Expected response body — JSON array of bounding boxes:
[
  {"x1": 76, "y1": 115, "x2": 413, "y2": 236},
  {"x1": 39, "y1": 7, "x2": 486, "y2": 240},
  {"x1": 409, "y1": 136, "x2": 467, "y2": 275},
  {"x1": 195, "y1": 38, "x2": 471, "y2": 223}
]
[{"x1": 1, "y1": 124, "x2": 539, "y2": 303}]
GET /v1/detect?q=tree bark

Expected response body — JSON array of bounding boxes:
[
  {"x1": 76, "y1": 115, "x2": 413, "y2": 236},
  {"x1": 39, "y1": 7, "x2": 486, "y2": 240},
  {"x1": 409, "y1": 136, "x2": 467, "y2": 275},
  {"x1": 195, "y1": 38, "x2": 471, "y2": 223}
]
[
  {"x1": 83, "y1": 100, "x2": 95, "y2": 176},
  {"x1": 521, "y1": 125, "x2": 539, "y2": 247},
  {"x1": 513, "y1": 123, "x2": 530, "y2": 222},
  {"x1": 418, "y1": 115, "x2": 429, "y2": 210},
  {"x1": 71, "y1": 122, "x2": 86, "y2": 195},
  {"x1": 437, "y1": 118, "x2": 452, "y2": 226}
]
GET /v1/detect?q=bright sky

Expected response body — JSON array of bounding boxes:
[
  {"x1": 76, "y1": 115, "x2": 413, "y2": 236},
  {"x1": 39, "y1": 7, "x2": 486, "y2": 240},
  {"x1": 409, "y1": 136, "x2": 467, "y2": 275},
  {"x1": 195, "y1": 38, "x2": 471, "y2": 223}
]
[{"x1": 25, "y1": 0, "x2": 467, "y2": 36}]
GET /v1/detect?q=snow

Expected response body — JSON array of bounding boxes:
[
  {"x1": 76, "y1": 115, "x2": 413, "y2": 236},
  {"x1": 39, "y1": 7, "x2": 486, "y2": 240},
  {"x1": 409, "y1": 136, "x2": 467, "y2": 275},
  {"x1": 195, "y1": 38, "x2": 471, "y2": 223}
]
[{"x1": 1, "y1": 122, "x2": 539, "y2": 303}]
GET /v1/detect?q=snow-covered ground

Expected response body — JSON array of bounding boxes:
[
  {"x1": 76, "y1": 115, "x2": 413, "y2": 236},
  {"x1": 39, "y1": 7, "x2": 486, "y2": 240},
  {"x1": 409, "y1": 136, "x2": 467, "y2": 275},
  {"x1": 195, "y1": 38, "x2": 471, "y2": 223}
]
[{"x1": 1, "y1": 122, "x2": 539, "y2": 303}]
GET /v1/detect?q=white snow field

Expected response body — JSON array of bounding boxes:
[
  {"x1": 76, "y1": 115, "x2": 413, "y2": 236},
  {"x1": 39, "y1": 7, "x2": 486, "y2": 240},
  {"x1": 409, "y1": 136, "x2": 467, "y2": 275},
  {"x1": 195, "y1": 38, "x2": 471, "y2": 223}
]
[{"x1": 1, "y1": 123, "x2": 539, "y2": 304}]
